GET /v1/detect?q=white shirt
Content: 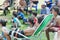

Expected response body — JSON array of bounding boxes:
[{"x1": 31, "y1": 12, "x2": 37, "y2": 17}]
[{"x1": 2, "y1": 27, "x2": 9, "y2": 33}]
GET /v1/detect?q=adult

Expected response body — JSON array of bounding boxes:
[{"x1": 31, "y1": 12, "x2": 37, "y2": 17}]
[{"x1": 40, "y1": 2, "x2": 50, "y2": 15}]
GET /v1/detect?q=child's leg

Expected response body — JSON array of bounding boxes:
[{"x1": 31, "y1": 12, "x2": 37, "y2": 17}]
[
  {"x1": 4, "y1": 33, "x2": 11, "y2": 40},
  {"x1": 45, "y1": 27, "x2": 58, "y2": 40},
  {"x1": 45, "y1": 29, "x2": 50, "y2": 40}
]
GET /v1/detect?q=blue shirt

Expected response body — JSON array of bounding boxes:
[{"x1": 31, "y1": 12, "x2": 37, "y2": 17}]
[
  {"x1": 41, "y1": 7, "x2": 50, "y2": 14},
  {"x1": 18, "y1": 12, "x2": 24, "y2": 19},
  {"x1": 13, "y1": 17, "x2": 21, "y2": 27}
]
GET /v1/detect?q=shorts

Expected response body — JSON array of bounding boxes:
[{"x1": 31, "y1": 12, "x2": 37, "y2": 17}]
[{"x1": 9, "y1": 30, "x2": 25, "y2": 38}]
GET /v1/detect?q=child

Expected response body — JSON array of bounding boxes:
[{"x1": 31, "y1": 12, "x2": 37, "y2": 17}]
[
  {"x1": 41, "y1": 2, "x2": 50, "y2": 15},
  {"x1": 3, "y1": 1, "x2": 10, "y2": 16},
  {"x1": 0, "y1": 19, "x2": 11, "y2": 40},
  {"x1": 11, "y1": 21, "x2": 17, "y2": 30},
  {"x1": 32, "y1": 12, "x2": 38, "y2": 24},
  {"x1": 12, "y1": 11, "x2": 21, "y2": 27},
  {"x1": 9, "y1": 17, "x2": 38, "y2": 38},
  {"x1": 17, "y1": 8, "x2": 28, "y2": 24},
  {"x1": 51, "y1": 6, "x2": 60, "y2": 40},
  {"x1": 17, "y1": 8, "x2": 25, "y2": 20},
  {"x1": 45, "y1": 0, "x2": 52, "y2": 9}
]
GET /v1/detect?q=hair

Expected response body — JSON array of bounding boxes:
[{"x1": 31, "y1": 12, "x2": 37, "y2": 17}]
[
  {"x1": 18, "y1": 8, "x2": 23, "y2": 12},
  {"x1": 32, "y1": 12, "x2": 37, "y2": 17},
  {"x1": 13, "y1": 11, "x2": 18, "y2": 17},
  {"x1": 52, "y1": 6, "x2": 60, "y2": 15},
  {"x1": 0, "y1": 19, "x2": 7, "y2": 26},
  {"x1": 38, "y1": 15, "x2": 44, "y2": 24},
  {"x1": 28, "y1": 17, "x2": 35, "y2": 26}
]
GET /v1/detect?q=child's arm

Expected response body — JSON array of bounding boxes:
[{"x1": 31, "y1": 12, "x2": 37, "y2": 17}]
[
  {"x1": 2, "y1": 27, "x2": 8, "y2": 34},
  {"x1": 2, "y1": 27, "x2": 11, "y2": 40}
]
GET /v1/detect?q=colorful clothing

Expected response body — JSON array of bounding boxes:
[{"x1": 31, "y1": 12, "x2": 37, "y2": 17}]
[{"x1": 13, "y1": 17, "x2": 21, "y2": 27}]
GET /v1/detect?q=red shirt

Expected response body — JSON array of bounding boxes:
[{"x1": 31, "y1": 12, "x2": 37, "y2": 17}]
[{"x1": 34, "y1": 17, "x2": 38, "y2": 24}]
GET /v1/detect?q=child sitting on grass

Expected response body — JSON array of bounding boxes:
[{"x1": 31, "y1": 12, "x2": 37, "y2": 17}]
[
  {"x1": 17, "y1": 8, "x2": 25, "y2": 19},
  {"x1": 12, "y1": 11, "x2": 21, "y2": 28},
  {"x1": 17, "y1": 8, "x2": 28, "y2": 24},
  {"x1": 9, "y1": 15, "x2": 44, "y2": 38}
]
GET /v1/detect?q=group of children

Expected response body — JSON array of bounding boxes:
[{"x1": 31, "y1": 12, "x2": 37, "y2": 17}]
[
  {"x1": 0, "y1": 0, "x2": 60, "y2": 40},
  {"x1": 0, "y1": 4, "x2": 45, "y2": 39}
]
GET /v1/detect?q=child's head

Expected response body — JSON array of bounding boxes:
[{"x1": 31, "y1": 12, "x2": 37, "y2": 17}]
[
  {"x1": 32, "y1": 12, "x2": 37, "y2": 17},
  {"x1": 13, "y1": 11, "x2": 17, "y2": 17},
  {"x1": 52, "y1": 6, "x2": 60, "y2": 16},
  {"x1": 38, "y1": 15, "x2": 44, "y2": 24},
  {"x1": 0, "y1": 19, "x2": 7, "y2": 26},
  {"x1": 41, "y1": 2, "x2": 46, "y2": 8},
  {"x1": 28, "y1": 17, "x2": 35, "y2": 26}
]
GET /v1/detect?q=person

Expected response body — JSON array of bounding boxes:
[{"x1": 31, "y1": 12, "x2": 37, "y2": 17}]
[
  {"x1": 50, "y1": 0, "x2": 60, "y2": 13},
  {"x1": 0, "y1": 15, "x2": 43, "y2": 40},
  {"x1": 11, "y1": 20, "x2": 17, "y2": 30},
  {"x1": 45, "y1": 0, "x2": 52, "y2": 9},
  {"x1": 40, "y1": 2, "x2": 50, "y2": 15},
  {"x1": 0, "y1": 19, "x2": 11, "y2": 40},
  {"x1": 17, "y1": 8, "x2": 25, "y2": 19},
  {"x1": 17, "y1": 8, "x2": 28, "y2": 24},
  {"x1": 19, "y1": 0, "x2": 26, "y2": 10},
  {"x1": 45, "y1": 6, "x2": 60, "y2": 40},
  {"x1": 3, "y1": 1, "x2": 10, "y2": 16},
  {"x1": 30, "y1": 0, "x2": 38, "y2": 10},
  {"x1": 32, "y1": 12, "x2": 38, "y2": 24},
  {"x1": 12, "y1": 11, "x2": 21, "y2": 28},
  {"x1": 9, "y1": 16, "x2": 44, "y2": 38}
]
